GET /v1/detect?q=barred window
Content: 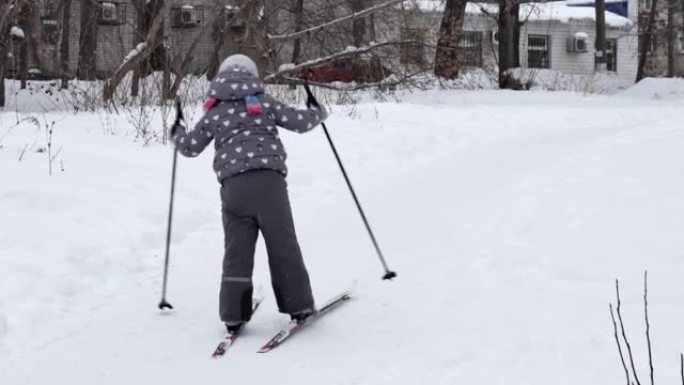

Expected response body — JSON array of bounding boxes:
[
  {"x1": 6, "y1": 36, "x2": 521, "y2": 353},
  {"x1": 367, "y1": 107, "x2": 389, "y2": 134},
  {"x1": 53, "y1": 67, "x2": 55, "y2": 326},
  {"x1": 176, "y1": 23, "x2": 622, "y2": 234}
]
[
  {"x1": 458, "y1": 31, "x2": 483, "y2": 67},
  {"x1": 528, "y1": 35, "x2": 550, "y2": 68},
  {"x1": 400, "y1": 28, "x2": 426, "y2": 65}
]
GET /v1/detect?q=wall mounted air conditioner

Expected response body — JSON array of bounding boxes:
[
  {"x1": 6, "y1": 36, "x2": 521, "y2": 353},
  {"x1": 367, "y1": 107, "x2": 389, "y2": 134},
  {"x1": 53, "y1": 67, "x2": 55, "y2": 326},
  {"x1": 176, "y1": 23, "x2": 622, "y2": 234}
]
[
  {"x1": 180, "y1": 5, "x2": 199, "y2": 27},
  {"x1": 490, "y1": 30, "x2": 499, "y2": 45},
  {"x1": 568, "y1": 32, "x2": 589, "y2": 53},
  {"x1": 101, "y1": 2, "x2": 117, "y2": 22}
]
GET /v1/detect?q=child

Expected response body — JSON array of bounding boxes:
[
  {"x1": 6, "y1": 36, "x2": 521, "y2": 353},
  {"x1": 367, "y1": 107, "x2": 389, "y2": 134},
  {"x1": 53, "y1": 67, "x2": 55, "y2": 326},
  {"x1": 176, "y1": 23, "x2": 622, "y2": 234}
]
[{"x1": 170, "y1": 54, "x2": 327, "y2": 333}]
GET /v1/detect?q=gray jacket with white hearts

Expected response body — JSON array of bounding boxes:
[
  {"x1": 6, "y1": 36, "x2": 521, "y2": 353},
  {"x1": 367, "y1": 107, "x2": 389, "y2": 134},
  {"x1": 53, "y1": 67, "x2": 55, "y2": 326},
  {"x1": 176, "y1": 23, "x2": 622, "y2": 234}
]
[{"x1": 171, "y1": 66, "x2": 326, "y2": 182}]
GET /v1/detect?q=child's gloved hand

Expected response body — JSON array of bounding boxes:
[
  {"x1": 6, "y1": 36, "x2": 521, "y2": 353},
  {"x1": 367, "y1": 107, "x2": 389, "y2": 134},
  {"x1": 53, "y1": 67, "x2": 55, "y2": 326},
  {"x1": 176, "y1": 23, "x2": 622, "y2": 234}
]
[
  {"x1": 304, "y1": 84, "x2": 328, "y2": 121},
  {"x1": 171, "y1": 100, "x2": 186, "y2": 137}
]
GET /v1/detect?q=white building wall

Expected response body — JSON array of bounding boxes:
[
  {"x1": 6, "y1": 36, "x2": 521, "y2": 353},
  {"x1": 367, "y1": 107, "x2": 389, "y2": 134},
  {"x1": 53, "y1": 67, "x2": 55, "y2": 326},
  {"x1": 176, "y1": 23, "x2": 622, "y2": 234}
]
[{"x1": 520, "y1": 19, "x2": 638, "y2": 81}]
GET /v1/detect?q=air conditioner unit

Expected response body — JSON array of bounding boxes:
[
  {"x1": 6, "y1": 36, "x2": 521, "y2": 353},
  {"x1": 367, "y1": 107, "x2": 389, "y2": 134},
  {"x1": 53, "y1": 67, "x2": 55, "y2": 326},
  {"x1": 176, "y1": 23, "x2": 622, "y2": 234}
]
[
  {"x1": 180, "y1": 5, "x2": 198, "y2": 26},
  {"x1": 225, "y1": 5, "x2": 245, "y2": 28},
  {"x1": 101, "y1": 2, "x2": 117, "y2": 23},
  {"x1": 568, "y1": 32, "x2": 589, "y2": 53},
  {"x1": 490, "y1": 30, "x2": 499, "y2": 45}
]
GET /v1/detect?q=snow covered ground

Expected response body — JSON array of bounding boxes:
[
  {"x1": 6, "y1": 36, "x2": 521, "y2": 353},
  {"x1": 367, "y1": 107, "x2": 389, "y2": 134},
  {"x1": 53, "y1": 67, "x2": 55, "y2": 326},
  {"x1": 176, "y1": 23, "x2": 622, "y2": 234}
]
[{"x1": 1, "y1": 81, "x2": 683, "y2": 384}]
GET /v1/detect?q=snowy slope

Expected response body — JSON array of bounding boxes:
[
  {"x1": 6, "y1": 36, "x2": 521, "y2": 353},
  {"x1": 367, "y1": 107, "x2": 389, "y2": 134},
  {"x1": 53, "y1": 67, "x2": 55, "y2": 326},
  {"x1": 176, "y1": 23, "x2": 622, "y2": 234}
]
[{"x1": 1, "y1": 87, "x2": 684, "y2": 384}]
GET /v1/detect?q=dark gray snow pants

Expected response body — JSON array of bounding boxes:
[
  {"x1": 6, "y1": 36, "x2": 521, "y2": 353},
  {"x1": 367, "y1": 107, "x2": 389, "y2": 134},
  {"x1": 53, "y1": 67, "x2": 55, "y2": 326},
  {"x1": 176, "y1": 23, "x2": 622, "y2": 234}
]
[{"x1": 219, "y1": 170, "x2": 314, "y2": 323}]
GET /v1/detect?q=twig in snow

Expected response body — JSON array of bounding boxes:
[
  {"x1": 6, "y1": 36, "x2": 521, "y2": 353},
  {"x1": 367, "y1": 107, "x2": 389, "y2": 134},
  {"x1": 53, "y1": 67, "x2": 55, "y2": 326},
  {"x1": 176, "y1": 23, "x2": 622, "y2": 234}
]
[
  {"x1": 680, "y1": 353, "x2": 683, "y2": 385},
  {"x1": 615, "y1": 279, "x2": 642, "y2": 385},
  {"x1": 644, "y1": 271, "x2": 654, "y2": 385},
  {"x1": 610, "y1": 303, "x2": 632, "y2": 385}
]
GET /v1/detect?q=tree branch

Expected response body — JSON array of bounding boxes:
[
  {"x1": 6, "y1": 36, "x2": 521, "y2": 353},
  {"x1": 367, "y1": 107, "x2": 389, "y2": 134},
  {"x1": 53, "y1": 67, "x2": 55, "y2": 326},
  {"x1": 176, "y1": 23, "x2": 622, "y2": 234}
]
[
  {"x1": 616, "y1": 279, "x2": 643, "y2": 385},
  {"x1": 611, "y1": 303, "x2": 632, "y2": 385},
  {"x1": 264, "y1": 40, "x2": 428, "y2": 81},
  {"x1": 644, "y1": 271, "x2": 654, "y2": 385},
  {"x1": 103, "y1": 0, "x2": 174, "y2": 102},
  {"x1": 269, "y1": 70, "x2": 426, "y2": 91},
  {"x1": 268, "y1": 0, "x2": 406, "y2": 42}
]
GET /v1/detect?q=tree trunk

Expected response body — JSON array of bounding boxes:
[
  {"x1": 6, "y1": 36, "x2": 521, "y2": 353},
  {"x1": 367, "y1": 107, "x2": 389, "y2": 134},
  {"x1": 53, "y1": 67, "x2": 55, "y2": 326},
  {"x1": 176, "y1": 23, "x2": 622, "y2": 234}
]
[
  {"x1": 291, "y1": 0, "x2": 305, "y2": 64},
  {"x1": 60, "y1": 0, "x2": 73, "y2": 88},
  {"x1": 103, "y1": 0, "x2": 172, "y2": 102},
  {"x1": 595, "y1": 0, "x2": 607, "y2": 72},
  {"x1": 0, "y1": 46, "x2": 6, "y2": 107},
  {"x1": 637, "y1": 0, "x2": 659, "y2": 81},
  {"x1": 78, "y1": 0, "x2": 98, "y2": 80},
  {"x1": 498, "y1": 0, "x2": 520, "y2": 87},
  {"x1": 434, "y1": 0, "x2": 467, "y2": 79},
  {"x1": 667, "y1": 0, "x2": 675, "y2": 76},
  {"x1": 350, "y1": 0, "x2": 367, "y2": 47}
]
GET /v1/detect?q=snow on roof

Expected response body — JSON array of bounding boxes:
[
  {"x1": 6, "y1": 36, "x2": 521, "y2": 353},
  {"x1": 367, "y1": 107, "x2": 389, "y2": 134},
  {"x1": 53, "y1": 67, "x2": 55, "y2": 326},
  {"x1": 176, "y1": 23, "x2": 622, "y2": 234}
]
[{"x1": 413, "y1": 0, "x2": 632, "y2": 27}]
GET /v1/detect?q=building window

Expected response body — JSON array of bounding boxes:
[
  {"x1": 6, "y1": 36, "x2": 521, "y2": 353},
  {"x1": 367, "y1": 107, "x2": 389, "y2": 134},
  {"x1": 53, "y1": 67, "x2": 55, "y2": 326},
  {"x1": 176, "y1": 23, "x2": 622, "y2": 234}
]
[
  {"x1": 528, "y1": 34, "x2": 550, "y2": 68},
  {"x1": 458, "y1": 31, "x2": 483, "y2": 67},
  {"x1": 41, "y1": 0, "x2": 59, "y2": 46},
  {"x1": 98, "y1": 1, "x2": 126, "y2": 25},
  {"x1": 400, "y1": 28, "x2": 426, "y2": 64},
  {"x1": 605, "y1": 38, "x2": 617, "y2": 72},
  {"x1": 171, "y1": 5, "x2": 205, "y2": 29},
  {"x1": 42, "y1": 19, "x2": 59, "y2": 46}
]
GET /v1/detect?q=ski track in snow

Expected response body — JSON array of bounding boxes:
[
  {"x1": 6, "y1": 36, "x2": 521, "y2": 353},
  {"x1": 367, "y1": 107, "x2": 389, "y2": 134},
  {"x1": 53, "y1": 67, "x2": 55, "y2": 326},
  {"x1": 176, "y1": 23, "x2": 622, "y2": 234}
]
[{"x1": 1, "y1": 89, "x2": 683, "y2": 384}]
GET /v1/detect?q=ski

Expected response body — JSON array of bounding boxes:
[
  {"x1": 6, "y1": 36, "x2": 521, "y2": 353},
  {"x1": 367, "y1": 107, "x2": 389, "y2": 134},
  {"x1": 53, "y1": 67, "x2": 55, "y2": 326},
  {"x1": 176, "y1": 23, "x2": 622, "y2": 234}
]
[
  {"x1": 257, "y1": 291, "x2": 352, "y2": 353},
  {"x1": 211, "y1": 297, "x2": 264, "y2": 358}
]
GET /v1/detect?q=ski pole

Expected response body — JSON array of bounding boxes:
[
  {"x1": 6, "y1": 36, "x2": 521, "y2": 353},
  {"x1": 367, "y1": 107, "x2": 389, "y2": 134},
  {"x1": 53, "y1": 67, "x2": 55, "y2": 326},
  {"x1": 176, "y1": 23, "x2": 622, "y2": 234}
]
[
  {"x1": 159, "y1": 101, "x2": 183, "y2": 310},
  {"x1": 303, "y1": 83, "x2": 397, "y2": 281},
  {"x1": 159, "y1": 148, "x2": 177, "y2": 310}
]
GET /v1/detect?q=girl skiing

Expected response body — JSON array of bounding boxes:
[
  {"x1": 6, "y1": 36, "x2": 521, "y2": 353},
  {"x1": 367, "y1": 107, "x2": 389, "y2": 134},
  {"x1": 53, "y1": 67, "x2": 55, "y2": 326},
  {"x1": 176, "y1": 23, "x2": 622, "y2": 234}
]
[{"x1": 170, "y1": 54, "x2": 327, "y2": 332}]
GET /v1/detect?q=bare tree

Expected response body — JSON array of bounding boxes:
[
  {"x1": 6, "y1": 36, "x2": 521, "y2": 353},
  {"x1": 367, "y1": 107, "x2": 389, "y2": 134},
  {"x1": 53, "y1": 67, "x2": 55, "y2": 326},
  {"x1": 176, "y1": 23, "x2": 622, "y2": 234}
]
[
  {"x1": 103, "y1": 0, "x2": 173, "y2": 102},
  {"x1": 434, "y1": 0, "x2": 467, "y2": 79},
  {"x1": 637, "y1": 0, "x2": 660, "y2": 81},
  {"x1": 60, "y1": 0, "x2": 74, "y2": 88},
  {"x1": 595, "y1": 0, "x2": 607, "y2": 72},
  {"x1": 0, "y1": 0, "x2": 24, "y2": 107},
  {"x1": 78, "y1": 0, "x2": 98, "y2": 80},
  {"x1": 498, "y1": 0, "x2": 521, "y2": 88},
  {"x1": 667, "y1": 0, "x2": 676, "y2": 76}
]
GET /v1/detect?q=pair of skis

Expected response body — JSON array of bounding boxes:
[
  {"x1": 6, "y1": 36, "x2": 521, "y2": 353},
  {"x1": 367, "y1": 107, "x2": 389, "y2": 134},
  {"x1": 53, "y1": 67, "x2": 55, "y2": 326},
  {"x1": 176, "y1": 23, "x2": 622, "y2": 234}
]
[{"x1": 212, "y1": 291, "x2": 351, "y2": 357}]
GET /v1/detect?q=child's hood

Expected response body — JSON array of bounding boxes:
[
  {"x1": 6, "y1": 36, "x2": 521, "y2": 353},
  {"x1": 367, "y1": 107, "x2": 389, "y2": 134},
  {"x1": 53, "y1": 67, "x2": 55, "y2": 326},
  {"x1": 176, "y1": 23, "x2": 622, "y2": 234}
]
[{"x1": 206, "y1": 65, "x2": 265, "y2": 101}]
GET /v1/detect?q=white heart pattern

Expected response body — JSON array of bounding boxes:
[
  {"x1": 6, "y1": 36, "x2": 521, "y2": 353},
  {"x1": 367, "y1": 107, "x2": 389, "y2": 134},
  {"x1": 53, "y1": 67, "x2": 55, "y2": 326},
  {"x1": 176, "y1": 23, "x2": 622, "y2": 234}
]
[
  {"x1": 264, "y1": 103, "x2": 270, "y2": 108},
  {"x1": 221, "y1": 153, "x2": 227, "y2": 159},
  {"x1": 255, "y1": 119, "x2": 262, "y2": 124},
  {"x1": 211, "y1": 89, "x2": 217, "y2": 95},
  {"x1": 247, "y1": 152, "x2": 254, "y2": 158},
  {"x1": 261, "y1": 159, "x2": 268, "y2": 164},
  {"x1": 244, "y1": 130, "x2": 251, "y2": 136},
  {"x1": 219, "y1": 78, "x2": 226, "y2": 83},
  {"x1": 228, "y1": 108, "x2": 235, "y2": 114},
  {"x1": 230, "y1": 159, "x2": 237, "y2": 164},
  {"x1": 213, "y1": 115, "x2": 220, "y2": 121},
  {"x1": 242, "y1": 84, "x2": 249, "y2": 90},
  {"x1": 231, "y1": 84, "x2": 238, "y2": 90},
  {"x1": 297, "y1": 114, "x2": 303, "y2": 120},
  {"x1": 258, "y1": 137, "x2": 265, "y2": 141},
  {"x1": 276, "y1": 105, "x2": 282, "y2": 110},
  {"x1": 191, "y1": 138, "x2": 197, "y2": 145},
  {"x1": 240, "y1": 112, "x2": 247, "y2": 118},
  {"x1": 204, "y1": 119, "x2": 209, "y2": 124},
  {"x1": 236, "y1": 147, "x2": 243, "y2": 153},
  {"x1": 206, "y1": 132, "x2": 212, "y2": 137},
  {"x1": 271, "y1": 144, "x2": 278, "y2": 150},
  {"x1": 232, "y1": 129, "x2": 238, "y2": 134},
  {"x1": 223, "y1": 120, "x2": 231, "y2": 126},
  {"x1": 180, "y1": 137, "x2": 185, "y2": 143},
  {"x1": 281, "y1": 115, "x2": 288, "y2": 122}
]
